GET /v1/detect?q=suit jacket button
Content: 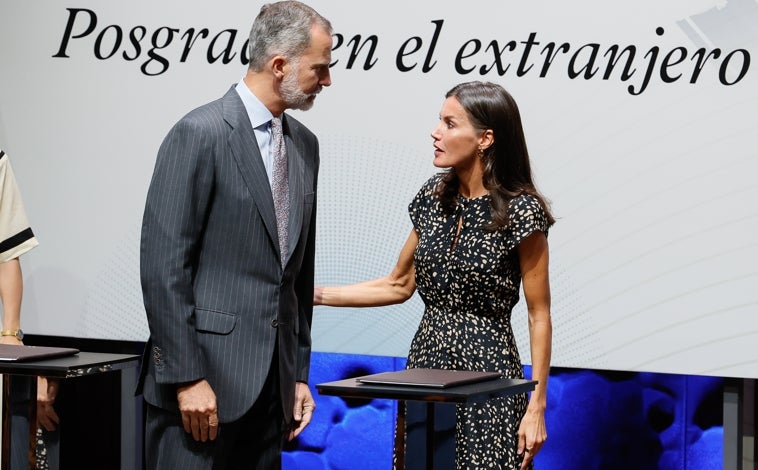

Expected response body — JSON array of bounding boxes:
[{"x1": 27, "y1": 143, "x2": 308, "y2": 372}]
[{"x1": 271, "y1": 319, "x2": 279, "y2": 327}]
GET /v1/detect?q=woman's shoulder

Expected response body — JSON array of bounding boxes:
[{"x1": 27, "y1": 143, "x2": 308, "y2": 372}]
[
  {"x1": 423, "y1": 172, "x2": 445, "y2": 191},
  {"x1": 412, "y1": 173, "x2": 444, "y2": 199},
  {"x1": 508, "y1": 193, "x2": 543, "y2": 213},
  {"x1": 507, "y1": 193, "x2": 550, "y2": 231},
  {"x1": 409, "y1": 173, "x2": 445, "y2": 219}
]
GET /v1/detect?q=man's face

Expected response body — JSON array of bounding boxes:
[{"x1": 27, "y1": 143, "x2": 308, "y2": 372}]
[{"x1": 281, "y1": 25, "x2": 332, "y2": 111}]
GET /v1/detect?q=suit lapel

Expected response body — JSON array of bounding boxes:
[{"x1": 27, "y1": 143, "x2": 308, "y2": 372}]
[{"x1": 222, "y1": 88, "x2": 280, "y2": 256}]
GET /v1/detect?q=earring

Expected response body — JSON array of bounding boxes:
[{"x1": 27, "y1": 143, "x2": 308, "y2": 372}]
[{"x1": 477, "y1": 147, "x2": 484, "y2": 159}]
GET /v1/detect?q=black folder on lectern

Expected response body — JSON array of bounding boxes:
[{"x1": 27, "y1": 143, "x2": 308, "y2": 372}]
[
  {"x1": 356, "y1": 368, "x2": 502, "y2": 389},
  {"x1": 0, "y1": 344, "x2": 79, "y2": 362}
]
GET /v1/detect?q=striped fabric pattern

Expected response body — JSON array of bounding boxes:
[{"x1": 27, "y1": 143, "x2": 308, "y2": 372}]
[{"x1": 138, "y1": 86, "x2": 319, "y2": 427}]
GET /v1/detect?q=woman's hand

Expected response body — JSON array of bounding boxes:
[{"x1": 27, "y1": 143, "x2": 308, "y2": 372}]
[
  {"x1": 517, "y1": 407, "x2": 547, "y2": 469},
  {"x1": 0, "y1": 335, "x2": 22, "y2": 346},
  {"x1": 37, "y1": 377, "x2": 60, "y2": 431},
  {"x1": 313, "y1": 286, "x2": 324, "y2": 306}
]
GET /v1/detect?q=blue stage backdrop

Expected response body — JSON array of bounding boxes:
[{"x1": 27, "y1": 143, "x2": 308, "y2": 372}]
[{"x1": 283, "y1": 352, "x2": 723, "y2": 470}]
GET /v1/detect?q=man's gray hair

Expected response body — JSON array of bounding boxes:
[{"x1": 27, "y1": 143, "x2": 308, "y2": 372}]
[{"x1": 247, "y1": 1, "x2": 332, "y2": 71}]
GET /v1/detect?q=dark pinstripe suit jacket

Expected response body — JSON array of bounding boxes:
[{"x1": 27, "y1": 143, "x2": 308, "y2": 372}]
[{"x1": 138, "y1": 86, "x2": 318, "y2": 424}]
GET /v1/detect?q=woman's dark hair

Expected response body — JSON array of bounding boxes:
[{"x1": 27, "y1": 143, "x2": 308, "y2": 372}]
[{"x1": 435, "y1": 81, "x2": 555, "y2": 229}]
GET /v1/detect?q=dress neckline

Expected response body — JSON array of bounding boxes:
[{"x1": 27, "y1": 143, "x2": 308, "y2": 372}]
[{"x1": 457, "y1": 192, "x2": 490, "y2": 203}]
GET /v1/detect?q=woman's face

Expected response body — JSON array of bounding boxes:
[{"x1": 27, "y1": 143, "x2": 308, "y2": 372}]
[{"x1": 431, "y1": 97, "x2": 485, "y2": 171}]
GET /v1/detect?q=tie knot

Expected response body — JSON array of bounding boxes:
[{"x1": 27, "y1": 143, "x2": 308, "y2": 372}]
[{"x1": 271, "y1": 116, "x2": 282, "y2": 134}]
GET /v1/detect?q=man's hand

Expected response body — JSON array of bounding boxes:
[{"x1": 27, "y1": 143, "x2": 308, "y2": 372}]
[
  {"x1": 37, "y1": 377, "x2": 60, "y2": 431},
  {"x1": 177, "y1": 379, "x2": 219, "y2": 442},
  {"x1": 287, "y1": 382, "x2": 315, "y2": 441}
]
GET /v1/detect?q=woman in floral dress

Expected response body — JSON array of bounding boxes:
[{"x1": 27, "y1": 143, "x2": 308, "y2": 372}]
[{"x1": 315, "y1": 81, "x2": 554, "y2": 469}]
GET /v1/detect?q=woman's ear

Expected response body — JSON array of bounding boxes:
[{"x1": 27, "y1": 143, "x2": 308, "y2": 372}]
[{"x1": 479, "y1": 129, "x2": 495, "y2": 151}]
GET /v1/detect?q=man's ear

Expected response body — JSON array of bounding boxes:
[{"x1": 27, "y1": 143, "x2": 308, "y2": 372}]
[{"x1": 271, "y1": 56, "x2": 287, "y2": 80}]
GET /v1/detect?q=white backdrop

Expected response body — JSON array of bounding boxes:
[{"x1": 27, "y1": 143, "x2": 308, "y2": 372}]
[{"x1": 0, "y1": 0, "x2": 756, "y2": 378}]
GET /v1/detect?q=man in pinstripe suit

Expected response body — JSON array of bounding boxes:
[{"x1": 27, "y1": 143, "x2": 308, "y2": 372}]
[{"x1": 138, "y1": 2, "x2": 332, "y2": 468}]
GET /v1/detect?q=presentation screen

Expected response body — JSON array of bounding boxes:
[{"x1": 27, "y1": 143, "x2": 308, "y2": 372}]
[{"x1": 1, "y1": 0, "x2": 756, "y2": 379}]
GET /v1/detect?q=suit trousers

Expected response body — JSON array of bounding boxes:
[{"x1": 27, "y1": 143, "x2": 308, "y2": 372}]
[{"x1": 144, "y1": 349, "x2": 284, "y2": 470}]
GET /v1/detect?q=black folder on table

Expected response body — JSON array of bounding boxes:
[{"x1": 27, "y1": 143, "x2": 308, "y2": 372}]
[
  {"x1": 0, "y1": 344, "x2": 79, "y2": 362},
  {"x1": 356, "y1": 368, "x2": 502, "y2": 389}
]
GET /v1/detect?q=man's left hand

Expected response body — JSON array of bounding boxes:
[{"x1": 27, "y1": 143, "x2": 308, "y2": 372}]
[{"x1": 287, "y1": 382, "x2": 315, "y2": 441}]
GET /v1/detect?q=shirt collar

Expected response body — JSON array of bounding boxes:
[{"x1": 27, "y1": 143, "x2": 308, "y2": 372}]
[{"x1": 235, "y1": 79, "x2": 274, "y2": 130}]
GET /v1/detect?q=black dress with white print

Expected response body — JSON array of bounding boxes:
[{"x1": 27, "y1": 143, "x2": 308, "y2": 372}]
[{"x1": 405, "y1": 173, "x2": 549, "y2": 469}]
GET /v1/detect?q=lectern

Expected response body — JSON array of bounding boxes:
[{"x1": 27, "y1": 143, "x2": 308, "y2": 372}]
[
  {"x1": 0, "y1": 352, "x2": 140, "y2": 470},
  {"x1": 317, "y1": 371, "x2": 536, "y2": 470}
]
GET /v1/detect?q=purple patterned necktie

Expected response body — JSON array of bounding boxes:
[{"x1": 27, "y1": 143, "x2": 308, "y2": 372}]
[{"x1": 271, "y1": 116, "x2": 289, "y2": 263}]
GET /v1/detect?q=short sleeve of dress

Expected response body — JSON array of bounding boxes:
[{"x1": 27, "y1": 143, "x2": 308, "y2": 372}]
[
  {"x1": 408, "y1": 174, "x2": 443, "y2": 231},
  {"x1": 0, "y1": 151, "x2": 39, "y2": 262},
  {"x1": 503, "y1": 194, "x2": 550, "y2": 252}
]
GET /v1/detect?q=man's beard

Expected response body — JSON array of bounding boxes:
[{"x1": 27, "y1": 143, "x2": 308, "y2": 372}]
[{"x1": 281, "y1": 62, "x2": 319, "y2": 111}]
